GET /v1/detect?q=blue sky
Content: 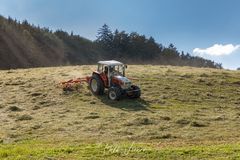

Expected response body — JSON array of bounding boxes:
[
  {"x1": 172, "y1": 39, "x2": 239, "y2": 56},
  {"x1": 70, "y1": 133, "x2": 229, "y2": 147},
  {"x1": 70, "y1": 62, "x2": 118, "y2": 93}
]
[{"x1": 0, "y1": 0, "x2": 240, "y2": 69}]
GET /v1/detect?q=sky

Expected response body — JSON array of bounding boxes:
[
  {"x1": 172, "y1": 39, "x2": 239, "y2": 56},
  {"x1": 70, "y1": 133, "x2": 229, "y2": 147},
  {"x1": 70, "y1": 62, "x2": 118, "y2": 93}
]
[{"x1": 0, "y1": 0, "x2": 240, "y2": 69}]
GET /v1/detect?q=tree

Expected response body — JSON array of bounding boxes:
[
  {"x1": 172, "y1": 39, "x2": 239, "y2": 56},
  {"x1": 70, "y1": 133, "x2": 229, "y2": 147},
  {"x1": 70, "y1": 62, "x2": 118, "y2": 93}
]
[
  {"x1": 96, "y1": 24, "x2": 113, "y2": 50},
  {"x1": 237, "y1": 67, "x2": 240, "y2": 70},
  {"x1": 145, "y1": 36, "x2": 160, "y2": 59},
  {"x1": 168, "y1": 43, "x2": 177, "y2": 51},
  {"x1": 112, "y1": 30, "x2": 130, "y2": 57},
  {"x1": 22, "y1": 20, "x2": 29, "y2": 27},
  {"x1": 112, "y1": 29, "x2": 120, "y2": 49}
]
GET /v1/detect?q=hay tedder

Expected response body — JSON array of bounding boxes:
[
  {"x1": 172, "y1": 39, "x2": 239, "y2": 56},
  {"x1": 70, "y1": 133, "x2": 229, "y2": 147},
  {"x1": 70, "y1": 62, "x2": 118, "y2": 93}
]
[{"x1": 59, "y1": 60, "x2": 141, "y2": 100}]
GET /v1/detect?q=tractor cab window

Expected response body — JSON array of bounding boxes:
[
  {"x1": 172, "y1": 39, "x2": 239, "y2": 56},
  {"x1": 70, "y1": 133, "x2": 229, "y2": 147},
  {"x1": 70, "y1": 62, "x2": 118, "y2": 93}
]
[
  {"x1": 109, "y1": 65, "x2": 125, "y2": 76},
  {"x1": 104, "y1": 66, "x2": 108, "y2": 74},
  {"x1": 98, "y1": 64, "x2": 107, "y2": 74},
  {"x1": 97, "y1": 64, "x2": 102, "y2": 73},
  {"x1": 109, "y1": 66, "x2": 115, "y2": 73},
  {"x1": 118, "y1": 65, "x2": 125, "y2": 76}
]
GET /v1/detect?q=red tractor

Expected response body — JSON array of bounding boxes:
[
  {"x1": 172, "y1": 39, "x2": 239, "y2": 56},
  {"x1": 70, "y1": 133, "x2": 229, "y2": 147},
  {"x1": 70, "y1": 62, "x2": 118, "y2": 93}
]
[{"x1": 89, "y1": 60, "x2": 141, "y2": 100}]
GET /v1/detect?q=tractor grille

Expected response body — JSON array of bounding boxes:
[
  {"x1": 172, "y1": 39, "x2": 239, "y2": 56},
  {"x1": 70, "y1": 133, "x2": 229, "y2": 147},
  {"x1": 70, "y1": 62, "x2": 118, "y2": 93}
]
[{"x1": 124, "y1": 82, "x2": 131, "y2": 89}]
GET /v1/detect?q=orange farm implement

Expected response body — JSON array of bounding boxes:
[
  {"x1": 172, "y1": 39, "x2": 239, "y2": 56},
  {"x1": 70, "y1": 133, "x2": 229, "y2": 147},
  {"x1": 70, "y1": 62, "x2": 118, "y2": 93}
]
[{"x1": 59, "y1": 77, "x2": 91, "y2": 92}]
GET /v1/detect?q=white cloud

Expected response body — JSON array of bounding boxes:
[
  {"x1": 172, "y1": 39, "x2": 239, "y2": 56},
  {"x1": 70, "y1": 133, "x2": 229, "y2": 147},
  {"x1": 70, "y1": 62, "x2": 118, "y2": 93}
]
[{"x1": 193, "y1": 44, "x2": 240, "y2": 56}]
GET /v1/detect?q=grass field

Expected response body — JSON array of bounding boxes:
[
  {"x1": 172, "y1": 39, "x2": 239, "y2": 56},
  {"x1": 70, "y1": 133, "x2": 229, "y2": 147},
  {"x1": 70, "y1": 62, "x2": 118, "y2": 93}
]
[{"x1": 0, "y1": 65, "x2": 240, "y2": 159}]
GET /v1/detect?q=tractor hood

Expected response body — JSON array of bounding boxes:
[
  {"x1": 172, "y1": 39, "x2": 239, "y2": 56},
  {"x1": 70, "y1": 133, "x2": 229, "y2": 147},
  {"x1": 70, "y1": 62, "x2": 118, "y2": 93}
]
[
  {"x1": 114, "y1": 75, "x2": 131, "y2": 83},
  {"x1": 114, "y1": 75, "x2": 132, "y2": 89}
]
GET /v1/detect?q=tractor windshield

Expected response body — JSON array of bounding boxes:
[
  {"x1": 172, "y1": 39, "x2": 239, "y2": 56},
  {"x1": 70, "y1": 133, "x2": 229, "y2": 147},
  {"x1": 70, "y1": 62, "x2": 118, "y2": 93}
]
[{"x1": 110, "y1": 65, "x2": 125, "y2": 76}]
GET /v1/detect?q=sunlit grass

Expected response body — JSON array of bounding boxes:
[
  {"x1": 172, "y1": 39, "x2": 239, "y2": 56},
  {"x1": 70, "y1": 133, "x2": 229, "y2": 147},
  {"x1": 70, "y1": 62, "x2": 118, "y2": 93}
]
[{"x1": 1, "y1": 140, "x2": 240, "y2": 159}]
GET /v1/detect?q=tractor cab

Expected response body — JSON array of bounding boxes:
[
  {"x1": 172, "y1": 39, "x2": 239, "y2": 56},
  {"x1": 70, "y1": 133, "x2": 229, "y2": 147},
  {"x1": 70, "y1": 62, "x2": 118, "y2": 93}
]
[
  {"x1": 90, "y1": 60, "x2": 141, "y2": 100},
  {"x1": 97, "y1": 60, "x2": 126, "y2": 75},
  {"x1": 96, "y1": 60, "x2": 126, "y2": 87}
]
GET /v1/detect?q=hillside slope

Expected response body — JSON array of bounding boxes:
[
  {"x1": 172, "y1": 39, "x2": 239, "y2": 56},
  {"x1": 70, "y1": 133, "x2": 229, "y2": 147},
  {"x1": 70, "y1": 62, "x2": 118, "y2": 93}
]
[
  {"x1": 0, "y1": 16, "x2": 104, "y2": 69},
  {"x1": 0, "y1": 17, "x2": 66, "y2": 69},
  {"x1": 0, "y1": 65, "x2": 240, "y2": 159}
]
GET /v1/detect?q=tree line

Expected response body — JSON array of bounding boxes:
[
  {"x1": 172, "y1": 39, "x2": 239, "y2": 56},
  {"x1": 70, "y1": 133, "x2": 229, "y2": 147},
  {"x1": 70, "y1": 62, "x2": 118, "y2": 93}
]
[
  {"x1": 95, "y1": 24, "x2": 222, "y2": 68},
  {"x1": 0, "y1": 16, "x2": 222, "y2": 69}
]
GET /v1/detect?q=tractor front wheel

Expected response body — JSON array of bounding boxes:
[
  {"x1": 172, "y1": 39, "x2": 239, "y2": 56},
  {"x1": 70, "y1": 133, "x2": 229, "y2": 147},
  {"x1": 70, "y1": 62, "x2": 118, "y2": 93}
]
[{"x1": 108, "y1": 87, "x2": 122, "y2": 100}]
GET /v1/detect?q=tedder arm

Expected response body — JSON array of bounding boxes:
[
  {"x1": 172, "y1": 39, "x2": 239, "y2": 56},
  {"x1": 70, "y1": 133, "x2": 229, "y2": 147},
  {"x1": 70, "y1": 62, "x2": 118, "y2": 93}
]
[{"x1": 58, "y1": 76, "x2": 91, "y2": 92}]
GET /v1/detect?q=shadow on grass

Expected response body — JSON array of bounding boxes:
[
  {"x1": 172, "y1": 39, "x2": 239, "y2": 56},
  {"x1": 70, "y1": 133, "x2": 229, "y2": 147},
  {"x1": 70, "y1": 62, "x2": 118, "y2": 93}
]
[{"x1": 98, "y1": 96, "x2": 151, "y2": 112}]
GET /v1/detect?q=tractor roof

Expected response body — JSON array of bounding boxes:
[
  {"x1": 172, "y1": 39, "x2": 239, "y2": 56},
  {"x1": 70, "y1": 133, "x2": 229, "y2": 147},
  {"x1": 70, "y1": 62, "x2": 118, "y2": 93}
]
[{"x1": 98, "y1": 60, "x2": 123, "y2": 66}]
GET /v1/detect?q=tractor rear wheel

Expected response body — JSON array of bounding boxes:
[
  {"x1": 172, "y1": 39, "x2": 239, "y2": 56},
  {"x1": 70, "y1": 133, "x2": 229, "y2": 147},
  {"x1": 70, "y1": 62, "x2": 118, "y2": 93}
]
[
  {"x1": 90, "y1": 74, "x2": 104, "y2": 95},
  {"x1": 108, "y1": 87, "x2": 122, "y2": 100}
]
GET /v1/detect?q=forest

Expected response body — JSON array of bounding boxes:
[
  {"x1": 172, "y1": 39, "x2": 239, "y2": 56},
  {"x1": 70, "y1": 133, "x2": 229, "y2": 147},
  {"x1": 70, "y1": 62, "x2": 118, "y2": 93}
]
[{"x1": 0, "y1": 15, "x2": 222, "y2": 69}]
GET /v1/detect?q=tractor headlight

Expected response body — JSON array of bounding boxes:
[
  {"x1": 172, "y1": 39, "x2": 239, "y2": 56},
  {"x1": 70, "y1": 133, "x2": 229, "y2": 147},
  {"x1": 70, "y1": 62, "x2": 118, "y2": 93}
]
[{"x1": 122, "y1": 82, "x2": 131, "y2": 89}]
